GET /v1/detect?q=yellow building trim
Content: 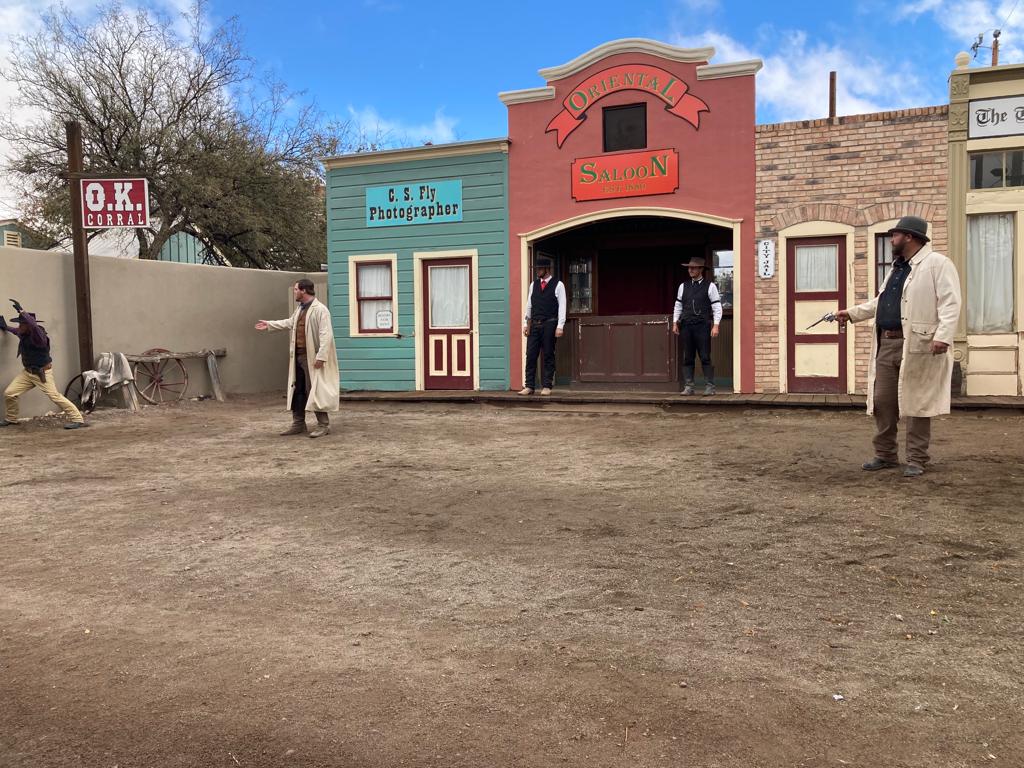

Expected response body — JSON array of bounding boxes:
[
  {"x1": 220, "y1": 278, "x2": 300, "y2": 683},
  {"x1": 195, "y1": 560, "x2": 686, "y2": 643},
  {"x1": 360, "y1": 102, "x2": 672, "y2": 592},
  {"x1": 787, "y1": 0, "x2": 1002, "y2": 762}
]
[
  {"x1": 347, "y1": 253, "x2": 399, "y2": 338},
  {"x1": 776, "y1": 221, "x2": 856, "y2": 394},
  {"x1": 518, "y1": 207, "x2": 743, "y2": 390},
  {"x1": 412, "y1": 248, "x2": 480, "y2": 391}
]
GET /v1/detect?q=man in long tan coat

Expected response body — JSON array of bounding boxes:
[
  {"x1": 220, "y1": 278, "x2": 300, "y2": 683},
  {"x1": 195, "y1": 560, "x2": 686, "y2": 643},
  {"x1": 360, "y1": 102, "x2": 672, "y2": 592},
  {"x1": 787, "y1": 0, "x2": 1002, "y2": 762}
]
[
  {"x1": 255, "y1": 279, "x2": 340, "y2": 438},
  {"x1": 837, "y1": 216, "x2": 961, "y2": 477}
]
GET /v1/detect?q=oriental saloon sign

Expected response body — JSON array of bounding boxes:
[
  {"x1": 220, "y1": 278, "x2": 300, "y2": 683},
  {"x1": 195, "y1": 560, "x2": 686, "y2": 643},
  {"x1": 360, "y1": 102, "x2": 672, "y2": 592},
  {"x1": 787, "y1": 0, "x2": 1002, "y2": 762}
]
[
  {"x1": 80, "y1": 178, "x2": 150, "y2": 228},
  {"x1": 571, "y1": 149, "x2": 679, "y2": 201},
  {"x1": 547, "y1": 64, "x2": 709, "y2": 147}
]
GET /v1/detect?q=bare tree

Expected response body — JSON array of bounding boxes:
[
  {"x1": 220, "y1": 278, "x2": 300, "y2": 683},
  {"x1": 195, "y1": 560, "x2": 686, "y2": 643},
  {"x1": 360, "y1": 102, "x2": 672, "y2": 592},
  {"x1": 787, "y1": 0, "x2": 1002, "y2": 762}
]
[{"x1": 0, "y1": 1, "x2": 360, "y2": 269}]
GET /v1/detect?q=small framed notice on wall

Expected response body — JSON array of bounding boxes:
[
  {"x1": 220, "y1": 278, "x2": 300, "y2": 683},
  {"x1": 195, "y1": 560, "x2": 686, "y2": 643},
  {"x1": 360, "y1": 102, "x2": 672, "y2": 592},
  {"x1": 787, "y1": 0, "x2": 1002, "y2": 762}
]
[{"x1": 757, "y1": 239, "x2": 776, "y2": 279}]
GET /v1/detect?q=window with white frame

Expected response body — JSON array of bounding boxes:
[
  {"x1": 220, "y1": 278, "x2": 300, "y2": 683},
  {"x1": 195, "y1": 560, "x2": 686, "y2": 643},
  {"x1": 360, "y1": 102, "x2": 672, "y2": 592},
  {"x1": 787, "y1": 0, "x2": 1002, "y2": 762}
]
[
  {"x1": 967, "y1": 213, "x2": 1015, "y2": 333},
  {"x1": 355, "y1": 260, "x2": 395, "y2": 333},
  {"x1": 875, "y1": 234, "x2": 894, "y2": 292}
]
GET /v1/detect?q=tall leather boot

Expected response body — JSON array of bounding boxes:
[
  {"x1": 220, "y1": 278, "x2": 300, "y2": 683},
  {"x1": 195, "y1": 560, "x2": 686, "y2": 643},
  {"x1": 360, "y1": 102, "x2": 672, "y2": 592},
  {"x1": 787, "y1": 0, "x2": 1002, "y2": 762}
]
[
  {"x1": 681, "y1": 366, "x2": 696, "y2": 396},
  {"x1": 280, "y1": 414, "x2": 307, "y2": 436},
  {"x1": 309, "y1": 412, "x2": 330, "y2": 438},
  {"x1": 703, "y1": 365, "x2": 716, "y2": 395}
]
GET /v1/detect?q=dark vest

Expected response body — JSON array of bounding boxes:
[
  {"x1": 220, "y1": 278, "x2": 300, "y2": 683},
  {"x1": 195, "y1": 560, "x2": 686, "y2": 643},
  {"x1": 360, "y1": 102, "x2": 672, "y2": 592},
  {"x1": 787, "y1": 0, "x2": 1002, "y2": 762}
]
[
  {"x1": 531, "y1": 277, "x2": 560, "y2": 321},
  {"x1": 18, "y1": 332, "x2": 52, "y2": 369},
  {"x1": 679, "y1": 280, "x2": 713, "y2": 324}
]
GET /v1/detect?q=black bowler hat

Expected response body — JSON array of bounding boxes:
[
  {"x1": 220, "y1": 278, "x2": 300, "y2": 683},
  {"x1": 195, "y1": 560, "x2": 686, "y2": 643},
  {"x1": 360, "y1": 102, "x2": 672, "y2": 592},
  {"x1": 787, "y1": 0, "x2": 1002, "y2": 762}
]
[
  {"x1": 683, "y1": 255, "x2": 707, "y2": 268},
  {"x1": 535, "y1": 255, "x2": 553, "y2": 268},
  {"x1": 889, "y1": 215, "x2": 930, "y2": 243}
]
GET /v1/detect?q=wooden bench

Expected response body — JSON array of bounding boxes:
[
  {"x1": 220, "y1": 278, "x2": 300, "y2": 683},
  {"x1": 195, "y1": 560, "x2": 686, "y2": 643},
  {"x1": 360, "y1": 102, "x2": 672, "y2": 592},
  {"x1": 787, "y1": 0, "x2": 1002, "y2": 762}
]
[{"x1": 123, "y1": 348, "x2": 227, "y2": 409}]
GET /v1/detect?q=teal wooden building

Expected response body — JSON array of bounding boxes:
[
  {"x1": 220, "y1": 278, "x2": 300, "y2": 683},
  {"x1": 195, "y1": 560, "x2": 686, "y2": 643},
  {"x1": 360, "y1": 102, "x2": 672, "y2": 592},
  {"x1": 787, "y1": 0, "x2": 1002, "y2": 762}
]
[{"x1": 325, "y1": 139, "x2": 510, "y2": 391}]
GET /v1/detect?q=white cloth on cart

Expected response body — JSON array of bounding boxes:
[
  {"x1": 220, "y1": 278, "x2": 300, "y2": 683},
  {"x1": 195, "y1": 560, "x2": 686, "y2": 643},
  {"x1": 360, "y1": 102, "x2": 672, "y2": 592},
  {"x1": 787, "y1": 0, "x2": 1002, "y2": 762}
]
[{"x1": 80, "y1": 352, "x2": 134, "y2": 410}]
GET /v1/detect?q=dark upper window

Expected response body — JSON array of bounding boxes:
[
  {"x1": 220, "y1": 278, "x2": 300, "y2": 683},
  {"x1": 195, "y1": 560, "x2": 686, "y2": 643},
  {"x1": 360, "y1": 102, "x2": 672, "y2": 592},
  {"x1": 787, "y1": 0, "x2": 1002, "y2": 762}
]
[
  {"x1": 969, "y1": 150, "x2": 1024, "y2": 189},
  {"x1": 603, "y1": 103, "x2": 647, "y2": 152},
  {"x1": 875, "y1": 233, "x2": 894, "y2": 292}
]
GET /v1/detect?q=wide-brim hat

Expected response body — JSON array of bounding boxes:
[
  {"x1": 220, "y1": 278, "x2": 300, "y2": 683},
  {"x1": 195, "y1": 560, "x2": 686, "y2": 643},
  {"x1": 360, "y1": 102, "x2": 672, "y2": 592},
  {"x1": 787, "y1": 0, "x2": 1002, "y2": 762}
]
[
  {"x1": 8, "y1": 312, "x2": 40, "y2": 324},
  {"x1": 535, "y1": 255, "x2": 554, "y2": 268},
  {"x1": 683, "y1": 256, "x2": 707, "y2": 268},
  {"x1": 888, "y1": 215, "x2": 930, "y2": 243}
]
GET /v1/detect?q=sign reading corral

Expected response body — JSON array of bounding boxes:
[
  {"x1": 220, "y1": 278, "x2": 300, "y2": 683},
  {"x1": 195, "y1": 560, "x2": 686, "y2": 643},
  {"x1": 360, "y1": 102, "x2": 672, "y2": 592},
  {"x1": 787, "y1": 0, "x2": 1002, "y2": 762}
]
[{"x1": 80, "y1": 178, "x2": 150, "y2": 229}]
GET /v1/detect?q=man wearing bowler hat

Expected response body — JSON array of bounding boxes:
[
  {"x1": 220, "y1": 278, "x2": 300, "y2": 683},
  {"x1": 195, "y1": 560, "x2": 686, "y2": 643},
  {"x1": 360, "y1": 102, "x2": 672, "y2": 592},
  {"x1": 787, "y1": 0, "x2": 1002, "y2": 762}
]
[
  {"x1": 520, "y1": 255, "x2": 565, "y2": 396},
  {"x1": 673, "y1": 255, "x2": 722, "y2": 395},
  {"x1": 1, "y1": 299, "x2": 87, "y2": 429},
  {"x1": 836, "y1": 216, "x2": 961, "y2": 477}
]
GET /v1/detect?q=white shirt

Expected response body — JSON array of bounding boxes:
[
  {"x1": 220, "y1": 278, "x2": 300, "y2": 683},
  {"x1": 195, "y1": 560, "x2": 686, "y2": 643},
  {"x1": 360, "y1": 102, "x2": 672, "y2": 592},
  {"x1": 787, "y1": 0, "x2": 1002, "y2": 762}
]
[
  {"x1": 673, "y1": 279, "x2": 723, "y2": 325},
  {"x1": 524, "y1": 278, "x2": 567, "y2": 330}
]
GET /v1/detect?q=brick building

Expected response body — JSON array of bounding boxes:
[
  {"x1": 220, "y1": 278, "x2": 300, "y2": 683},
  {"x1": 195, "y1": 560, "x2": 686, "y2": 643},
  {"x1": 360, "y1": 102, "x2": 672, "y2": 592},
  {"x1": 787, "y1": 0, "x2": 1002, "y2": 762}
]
[{"x1": 325, "y1": 40, "x2": 1023, "y2": 397}]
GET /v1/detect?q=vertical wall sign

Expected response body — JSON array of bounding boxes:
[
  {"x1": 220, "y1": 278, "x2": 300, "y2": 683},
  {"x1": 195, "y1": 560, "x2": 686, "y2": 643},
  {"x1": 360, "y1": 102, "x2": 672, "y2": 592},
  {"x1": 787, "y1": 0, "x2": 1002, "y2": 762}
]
[
  {"x1": 366, "y1": 179, "x2": 463, "y2": 227},
  {"x1": 757, "y1": 239, "x2": 776, "y2": 279},
  {"x1": 546, "y1": 65, "x2": 709, "y2": 147}
]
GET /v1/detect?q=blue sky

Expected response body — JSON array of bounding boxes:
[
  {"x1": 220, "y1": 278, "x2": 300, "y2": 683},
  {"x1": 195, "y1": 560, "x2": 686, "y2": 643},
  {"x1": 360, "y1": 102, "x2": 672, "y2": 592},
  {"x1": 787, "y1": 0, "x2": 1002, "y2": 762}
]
[{"x1": 2, "y1": 0, "x2": 1023, "y2": 214}]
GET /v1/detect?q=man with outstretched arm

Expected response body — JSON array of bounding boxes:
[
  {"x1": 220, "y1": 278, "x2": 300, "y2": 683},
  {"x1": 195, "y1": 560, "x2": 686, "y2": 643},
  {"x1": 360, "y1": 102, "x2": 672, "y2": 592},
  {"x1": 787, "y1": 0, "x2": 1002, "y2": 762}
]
[
  {"x1": 255, "y1": 279, "x2": 340, "y2": 438},
  {"x1": 1, "y1": 299, "x2": 87, "y2": 429}
]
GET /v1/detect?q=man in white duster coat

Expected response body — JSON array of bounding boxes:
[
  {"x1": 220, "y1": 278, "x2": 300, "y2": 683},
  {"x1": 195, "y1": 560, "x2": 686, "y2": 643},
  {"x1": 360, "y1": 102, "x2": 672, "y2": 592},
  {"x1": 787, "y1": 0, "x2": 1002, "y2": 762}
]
[
  {"x1": 255, "y1": 279, "x2": 340, "y2": 438},
  {"x1": 837, "y1": 216, "x2": 961, "y2": 478}
]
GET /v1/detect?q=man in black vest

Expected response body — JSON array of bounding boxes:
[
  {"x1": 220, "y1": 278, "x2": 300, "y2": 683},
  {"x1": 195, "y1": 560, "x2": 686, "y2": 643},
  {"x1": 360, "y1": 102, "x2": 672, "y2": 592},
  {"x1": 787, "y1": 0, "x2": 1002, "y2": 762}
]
[
  {"x1": 520, "y1": 256, "x2": 566, "y2": 396},
  {"x1": 1, "y1": 300, "x2": 87, "y2": 429},
  {"x1": 672, "y1": 255, "x2": 722, "y2": 395}
]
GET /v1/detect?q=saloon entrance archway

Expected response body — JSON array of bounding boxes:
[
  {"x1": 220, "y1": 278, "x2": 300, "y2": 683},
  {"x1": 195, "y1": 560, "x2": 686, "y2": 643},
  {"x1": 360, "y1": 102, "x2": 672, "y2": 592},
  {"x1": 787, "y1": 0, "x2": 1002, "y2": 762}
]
[{"x1": 520, "y1": 208, "x2": 741, "y2": 391}]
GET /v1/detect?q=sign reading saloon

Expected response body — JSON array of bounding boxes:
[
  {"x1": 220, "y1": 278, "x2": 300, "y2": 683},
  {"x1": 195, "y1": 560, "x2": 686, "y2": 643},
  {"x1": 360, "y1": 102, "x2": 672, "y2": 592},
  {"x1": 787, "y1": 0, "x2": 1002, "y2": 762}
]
[
  {"x1": 571, "y1": 149, "x2": 679, "y2": 201},
  {"x1": 969, "y1": 95, "x2": 1024, "y2": 138},
  {"x1": 366, "y1": 179, "x2": 463, "y2": 227},
  {"x1": 547, "y1": 65, "x2": 708, "y2": 147},
  {"x1": 80, "y1": 178, "x2": 150, "y2": 229}
]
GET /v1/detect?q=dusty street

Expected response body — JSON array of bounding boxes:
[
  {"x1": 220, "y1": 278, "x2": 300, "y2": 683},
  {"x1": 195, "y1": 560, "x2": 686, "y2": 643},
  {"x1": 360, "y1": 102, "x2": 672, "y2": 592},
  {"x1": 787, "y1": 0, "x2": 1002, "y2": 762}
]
[{"x1": 1, "y1": 396, "x2": 1022, "y2": 768}]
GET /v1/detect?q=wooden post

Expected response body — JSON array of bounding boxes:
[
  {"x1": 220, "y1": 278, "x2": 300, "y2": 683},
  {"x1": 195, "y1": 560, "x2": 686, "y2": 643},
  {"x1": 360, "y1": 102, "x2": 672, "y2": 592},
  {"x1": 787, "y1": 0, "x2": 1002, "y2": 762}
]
[
  {"x1": 992, "y1": 30, "x2": 1000, "y2": 66},
  {"x1": 206, "y1": 352, "x2": 227, "y2": 402},
  {"x1": 66, "y1": 121, "x2": 94, "y2": 373},
  {"x1": 829, "y1": 71, "x2": 837, "y2": 121}
]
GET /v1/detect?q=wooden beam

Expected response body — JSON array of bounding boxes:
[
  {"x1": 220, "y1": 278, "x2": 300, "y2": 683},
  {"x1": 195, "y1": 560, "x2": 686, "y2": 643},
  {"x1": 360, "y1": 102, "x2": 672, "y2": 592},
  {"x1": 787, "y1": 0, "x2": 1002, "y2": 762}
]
[
  {"x1": 66, "y1": 121, "x2": 94, "y2": 372},
  {"x1": 205, "y1": 352, "x2": 226, "y2": 402}
]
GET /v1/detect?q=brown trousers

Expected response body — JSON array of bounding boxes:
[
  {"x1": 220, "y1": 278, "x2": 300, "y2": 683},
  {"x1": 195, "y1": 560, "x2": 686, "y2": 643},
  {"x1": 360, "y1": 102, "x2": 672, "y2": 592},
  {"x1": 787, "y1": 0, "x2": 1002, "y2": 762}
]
[{"x1": 873, "y1": 337, "x2": 931, "y2": 467}]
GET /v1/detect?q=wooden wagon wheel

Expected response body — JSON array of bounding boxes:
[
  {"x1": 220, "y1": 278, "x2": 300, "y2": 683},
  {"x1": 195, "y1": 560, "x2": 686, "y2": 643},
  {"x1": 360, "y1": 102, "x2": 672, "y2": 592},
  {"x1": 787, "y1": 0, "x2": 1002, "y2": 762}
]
[
  {"x1": 133, "y1": 348, "x2": 189, "y2": 405},
  {"x1": 63, "y1": 373, "x2": 96, "y2": 413}
]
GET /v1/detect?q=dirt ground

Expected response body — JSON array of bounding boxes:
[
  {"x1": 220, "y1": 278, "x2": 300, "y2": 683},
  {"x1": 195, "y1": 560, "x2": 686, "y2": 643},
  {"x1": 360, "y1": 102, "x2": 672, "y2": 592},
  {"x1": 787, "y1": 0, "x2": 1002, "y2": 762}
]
[{"x1": 1, "y1": 395, "x2": 1022, "y2": 768}]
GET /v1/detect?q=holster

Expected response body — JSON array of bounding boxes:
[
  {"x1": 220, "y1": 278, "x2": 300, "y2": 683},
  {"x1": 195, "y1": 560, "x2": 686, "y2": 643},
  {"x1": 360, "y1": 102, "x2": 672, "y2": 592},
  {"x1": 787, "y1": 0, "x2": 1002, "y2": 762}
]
[{"x1": 27, "y1": 366, "x2": 46, "y2": 384}]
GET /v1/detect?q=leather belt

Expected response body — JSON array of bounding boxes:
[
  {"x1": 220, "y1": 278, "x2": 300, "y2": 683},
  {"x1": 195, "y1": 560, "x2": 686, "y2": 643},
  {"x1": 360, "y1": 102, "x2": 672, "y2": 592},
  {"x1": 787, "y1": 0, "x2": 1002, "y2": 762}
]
[{"x1": 881, "y1": 329, "x2": 904, "y2": 339}]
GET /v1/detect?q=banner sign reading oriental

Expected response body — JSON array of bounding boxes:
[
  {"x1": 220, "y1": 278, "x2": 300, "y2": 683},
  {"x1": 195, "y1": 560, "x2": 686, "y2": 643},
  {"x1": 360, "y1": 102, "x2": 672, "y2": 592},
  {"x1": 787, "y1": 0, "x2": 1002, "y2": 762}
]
[
  {"x1": 80, "y1": 178, "x2": 150, "y2": 228},
  {"x1": 572, "y1": 149, "x2": 679, "y2": 201},
  {"x1": 366, "y1": 180, "x2": 463, "y2": 227},
  {"x1": 969, "y1": 95, "x2": 1024, "y2": 138},
  {"x1": 547, "y1": 65, "x2": 709, "y2": 147}
]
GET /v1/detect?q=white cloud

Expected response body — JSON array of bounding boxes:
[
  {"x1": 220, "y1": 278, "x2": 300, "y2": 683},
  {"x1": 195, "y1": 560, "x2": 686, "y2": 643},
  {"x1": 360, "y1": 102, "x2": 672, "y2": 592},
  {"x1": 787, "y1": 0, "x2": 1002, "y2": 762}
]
[
  {"x1": 897, "y1": 1, "x2": 1024, "y2": 63},
  {"x1": 672, "y1": 29, "x2": 933, "y2": 123},
  {"x1": 345, "y1": 105, "x2": 458, "y2": 147}
]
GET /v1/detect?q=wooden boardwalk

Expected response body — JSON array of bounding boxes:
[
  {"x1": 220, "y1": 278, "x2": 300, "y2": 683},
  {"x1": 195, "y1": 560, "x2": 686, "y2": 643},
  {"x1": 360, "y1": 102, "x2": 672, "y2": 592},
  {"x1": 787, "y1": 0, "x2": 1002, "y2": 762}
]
[{"x1": 339, "y1": 390, "x2": 1024, "y2": 411}]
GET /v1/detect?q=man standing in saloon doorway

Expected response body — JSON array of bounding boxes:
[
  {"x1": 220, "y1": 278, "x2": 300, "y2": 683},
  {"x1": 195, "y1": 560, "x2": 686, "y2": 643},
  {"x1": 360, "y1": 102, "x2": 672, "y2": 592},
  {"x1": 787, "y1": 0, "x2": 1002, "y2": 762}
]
[
  {"x1": 836, "y1": 216, "x2": 961, "y2": 478},
  {"x1": 673, "y1": 255, "x2": 722, "y2": 395},
  {"x1": 520, "y1": 255, "x2": 566, "y2": 396}
]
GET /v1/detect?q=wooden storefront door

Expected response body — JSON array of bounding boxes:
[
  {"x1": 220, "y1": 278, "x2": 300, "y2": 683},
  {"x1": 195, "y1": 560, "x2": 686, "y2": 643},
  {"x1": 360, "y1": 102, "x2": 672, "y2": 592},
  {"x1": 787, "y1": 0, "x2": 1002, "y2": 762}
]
[
  {"x1": 577, "y1": 314, "x2": 675, "y2": 383},
  {"x1": 423, "y1": 259, "x2": 473, "y2": 390},
  {"x1": 787, "y1": 237, "x2": 847, "y2": 393}
]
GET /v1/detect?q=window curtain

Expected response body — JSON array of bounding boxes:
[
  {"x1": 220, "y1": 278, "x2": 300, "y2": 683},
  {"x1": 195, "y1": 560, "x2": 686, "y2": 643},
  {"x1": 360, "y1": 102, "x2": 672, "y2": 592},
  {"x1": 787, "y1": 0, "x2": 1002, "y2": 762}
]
[
  {"x1": 357, "y1": 263, "x2": 392, "y2": 330},
  {"x1": 429, "y1": 265, "x2": 470, "y2": 328},
  {"x1": 795, "y1": 245, "x2": 838, "y2": 292},
  {"x1": 967, "y1": 214, "x2": 1014, "y2": 333}
]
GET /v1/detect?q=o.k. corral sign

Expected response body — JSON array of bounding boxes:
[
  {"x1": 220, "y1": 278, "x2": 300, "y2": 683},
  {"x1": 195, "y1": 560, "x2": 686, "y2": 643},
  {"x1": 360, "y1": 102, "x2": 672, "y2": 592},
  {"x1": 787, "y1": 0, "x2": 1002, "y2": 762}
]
[{"x1": 80, "y1": 178, "x2": 150, "y2": 228}]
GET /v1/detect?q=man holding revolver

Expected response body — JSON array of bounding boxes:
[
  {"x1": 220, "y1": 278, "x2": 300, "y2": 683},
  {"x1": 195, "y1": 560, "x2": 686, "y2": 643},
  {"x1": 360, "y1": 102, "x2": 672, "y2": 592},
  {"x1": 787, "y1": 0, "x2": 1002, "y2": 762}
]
[{"x1": 835, "y1": 216, "x2": 961, "y2": 478}]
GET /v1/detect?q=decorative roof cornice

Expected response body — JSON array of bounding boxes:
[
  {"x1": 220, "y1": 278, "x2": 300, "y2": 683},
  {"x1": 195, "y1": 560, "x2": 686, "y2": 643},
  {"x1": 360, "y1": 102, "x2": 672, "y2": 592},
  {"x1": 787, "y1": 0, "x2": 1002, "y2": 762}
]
[
  {"x1": 537, "y1": 38, "x2": 715, "y2": 82},
  {"x1": 323, "y1": 138, "x2": 509, "y2": 170},
  {"x1": 498, "y1": 87, "x2": 556, "y2": 105},
  {"x1": 697, "y1": 59, "x2": 763, "y2": 80}
]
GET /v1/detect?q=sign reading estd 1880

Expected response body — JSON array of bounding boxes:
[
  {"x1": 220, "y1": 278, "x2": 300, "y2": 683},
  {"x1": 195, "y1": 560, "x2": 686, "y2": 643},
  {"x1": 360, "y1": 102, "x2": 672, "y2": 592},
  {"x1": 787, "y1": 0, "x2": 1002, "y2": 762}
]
[{"x1": 80, "y1": 178, "x2": 150, "y2": 229}]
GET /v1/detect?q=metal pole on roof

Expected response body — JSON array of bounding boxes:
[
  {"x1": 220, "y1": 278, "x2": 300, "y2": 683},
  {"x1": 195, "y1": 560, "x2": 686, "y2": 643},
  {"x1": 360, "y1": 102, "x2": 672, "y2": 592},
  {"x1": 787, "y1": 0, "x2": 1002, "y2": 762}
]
[
  {"x1": 829, "y1": 71, "x2": 837, "y2": 121},
  {"x1": 66, "y1": 121, "x2": 94, "y2": 372},
  {"x1": 993, "y1": 30, "x2": 1001, "y2": 66}
]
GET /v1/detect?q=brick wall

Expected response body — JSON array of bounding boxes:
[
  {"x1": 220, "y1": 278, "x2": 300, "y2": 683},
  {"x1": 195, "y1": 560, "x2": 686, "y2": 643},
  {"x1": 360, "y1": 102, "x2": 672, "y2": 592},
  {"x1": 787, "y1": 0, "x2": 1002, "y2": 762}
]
[{"x1": 753, "y1": 106, "x2": 949, "y2": 393}]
